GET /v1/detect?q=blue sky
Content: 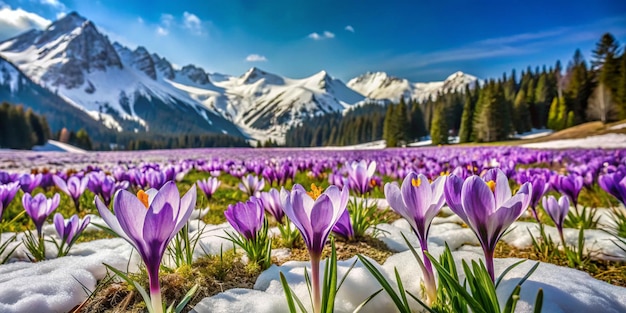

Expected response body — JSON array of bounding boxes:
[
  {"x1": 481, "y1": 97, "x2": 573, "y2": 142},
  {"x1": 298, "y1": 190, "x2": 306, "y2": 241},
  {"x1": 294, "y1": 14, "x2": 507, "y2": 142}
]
[{"x1": 0, "y1": 0, "x2": 625, "y2": 82}]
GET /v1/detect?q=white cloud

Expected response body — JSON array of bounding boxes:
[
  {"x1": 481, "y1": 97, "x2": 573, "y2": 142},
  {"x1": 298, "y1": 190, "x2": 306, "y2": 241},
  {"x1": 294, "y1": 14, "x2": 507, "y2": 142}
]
[
  {"x1": 0, "y1": 7, "x2": 51, "y2": 40},
  {"x1": 137, "y1": 17, "x2": 144, "y2": 24},
  {"x1": 155, "y1": 26, "x2": 168, "y2": 36},
  {"x1": 245, "y1": 54, "x2": 267, "y2": 62},
  {"x1": 183, "y1": 11, "x2": 203, "y2": 34},
  {"x1": 308, "y1": 31, "x2": 335, "y2": 40},
  {"x1": 160, "y1": 13, "x2": 174, "y2": 27},
  {"x1": 345, "y1": 25, "x2": 354, "y2": 32},
  {"x1": 308, "y1": 32, "x2": 321, "y2": 40},
  {"x1": 39, "y1": 0, "x2": 65, "y2": 9}
]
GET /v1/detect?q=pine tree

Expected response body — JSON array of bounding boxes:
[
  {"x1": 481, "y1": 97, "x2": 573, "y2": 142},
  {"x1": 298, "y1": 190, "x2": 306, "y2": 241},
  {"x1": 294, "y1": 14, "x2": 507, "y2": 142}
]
[
  {"x1": 383, "y1": 103, "x2": 396, "y2": 147},
  {"x1": 565, "y1": 49, "x2": 593, "y2": 124},
  {"x1": 513, "y1": 89, "x2": 532, "y2": 133},
  {"x1": 409, "y1": 100, "x2": 427, "y2": 140},
  {"x1": 534, "y1": 72, "x2": 551, "y2": 128},
  {"x1": 458, "y1": 87, "x2": 475, "y2": 143},
  {"x1": 394, "y1": 98, "x2": 409, "y2": 145},
  {"x1": 547, "y1": 97, "x2": 559, "y2": 130},
  {"x1": 565, "y1": 111, "x2": 575, "y2": 128},
  {"x1": 619, "y1": 51, "x2": 626, "y2": 118},
  {"x1": 430, "y1": 103, "x2": 448, "y2": 145}
]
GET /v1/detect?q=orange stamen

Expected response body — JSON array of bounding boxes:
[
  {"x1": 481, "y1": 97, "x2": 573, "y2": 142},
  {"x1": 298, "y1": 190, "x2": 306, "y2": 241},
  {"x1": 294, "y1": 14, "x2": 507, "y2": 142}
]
[
  {"x1": 307, "y1": 184, "x2": 323, "y2": 199},
  {"x1": 412, "y1": 178, "x2": 422, "y2": 187},
  {"x1": 486, "y1": 180, "x2": 496, "y2": 193},
  {"x1": 137, "y1": 190, "x2": 150, "y2": 208}
]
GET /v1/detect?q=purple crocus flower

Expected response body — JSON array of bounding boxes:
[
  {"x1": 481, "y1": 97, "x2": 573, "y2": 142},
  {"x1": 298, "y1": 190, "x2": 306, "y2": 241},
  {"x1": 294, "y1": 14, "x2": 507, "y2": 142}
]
[
  {"x1": 542, "y1": 195, "x2": 569, "y2": 245},
  {"x1": 384, "y1": 172, "x2": 446, "y2": 304},
  {"x1": 53, "y1": 175, "x2": 88, "y2": 212},
  {"x1": 259, "y1": 188, "x2": 285, "y2": 223},
  {"x1": 239, "y1": 174, "x2": 265, "y2": 197},
  {"x1": 95, "y1": 181, "x2": 196, "y2": 313},
  {"x1": 555, "y1": 174, "x2": 584, "y2": 208},
  {"x1": 88, "y1": 172, "x2": 129, "y2": 207},
  {"x1": 445, "y1": 168, "x2": 532, "y2": 282},
  {"x1": 528, "y1": 176, "x2": 550, "y2": 222},
  {"x1": 332, "y1": 209, "x2": 354, "y2": 240},
  {"x1": 0, "y1": 182, "x2": 20, "y2": 220},
  {"x1": 598, "y1": 172, "x2": 626, "y2": 206},
  {"x1": 197, "y1": 177, "x2": 221, "y2": 201},
  {"x1": 346, "y1": 160, "x2": 377, "y2": 196},
  {"x1": 53, "y1": 213, "x2": 90, "y2": 256},
  {"x1": 280, "y1": 184, "x2": 348, "y2": 313},
  {"x1": 146, "y1": 169, "x2": 167, "y2": 190},
  {"x1": 22, "y1": 193, "x2": 60, "y2": 236},
  {"x1": 224, "y1": 197, "x2": 265, "y2": 240},
  {"x1": 54, "y1": 213, "x2": 90, "y2": 244},
  {"x1": 19, "y1": 173, "x2": 42, "y2": 193}
]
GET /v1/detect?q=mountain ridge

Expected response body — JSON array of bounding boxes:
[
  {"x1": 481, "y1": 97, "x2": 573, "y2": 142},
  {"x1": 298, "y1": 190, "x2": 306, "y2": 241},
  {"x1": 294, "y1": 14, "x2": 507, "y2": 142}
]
[{"x1": 0, "y1": 11, "x2": 478, "y2": 144}]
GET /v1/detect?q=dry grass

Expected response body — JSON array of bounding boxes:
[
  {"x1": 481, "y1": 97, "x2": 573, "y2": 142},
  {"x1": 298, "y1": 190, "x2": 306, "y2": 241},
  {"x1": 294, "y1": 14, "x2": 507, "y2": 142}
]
[
  {"x1": 286, "y1": 235, "x2": 394, "y2": 265},
  {"x1": 76, "y1": 250, "x2": 260, "y2": 313}
]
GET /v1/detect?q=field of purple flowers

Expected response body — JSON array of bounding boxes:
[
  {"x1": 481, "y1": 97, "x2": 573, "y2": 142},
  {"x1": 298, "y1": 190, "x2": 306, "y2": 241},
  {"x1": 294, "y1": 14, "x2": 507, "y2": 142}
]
[{"x1": 0, "y1": 146, "x2": 625, "y2": 313}]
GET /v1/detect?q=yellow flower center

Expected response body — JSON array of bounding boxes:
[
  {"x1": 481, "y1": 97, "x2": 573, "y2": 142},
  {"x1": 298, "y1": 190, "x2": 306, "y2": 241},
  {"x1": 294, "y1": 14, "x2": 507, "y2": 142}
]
[
  {"x1": 486, "y1": 180, "x2": 496, "y2": 193},
  {"x1": 137, "y1": 190, "x2": 150, "y2": 208},
  {"x1": 307, "y1": 184, "x2": 323, "y2": 200},
  {"x1": 412, "y1": 177, "x2": 422, "y2": 187},
  {"x1": 440, "y1": 171, "x2": 449, "y2": 177},
  {"x1": 369, "y1": 178, "x2": 377, "y2": 187}
]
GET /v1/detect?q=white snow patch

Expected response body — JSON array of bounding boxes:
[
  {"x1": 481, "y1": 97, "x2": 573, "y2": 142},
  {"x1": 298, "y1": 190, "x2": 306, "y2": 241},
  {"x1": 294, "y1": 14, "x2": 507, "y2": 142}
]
[
  {"x1": 521, "y1": 133, "x2": 626, "y2": 149},
  {"x1": 515, "y1": 128, "x2": 554, "y2": 139},
  {"x1": 609, "y1": 123, "x2": 626, "y2": 130},
  {"x1": 32, "y1": 140, "x2": 87, "y2": 153}
]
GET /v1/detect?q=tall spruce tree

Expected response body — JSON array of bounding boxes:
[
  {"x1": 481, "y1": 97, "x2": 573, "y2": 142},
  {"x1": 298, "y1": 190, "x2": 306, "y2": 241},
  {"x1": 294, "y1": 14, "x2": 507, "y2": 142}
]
[
  {"x1": 409, "y1": 100, "x2": 427, "y2": 140},
  {"x1": 394, "y1": 98, "x2": 409, "y2": 145},
  {"x1": 513, "y1": 89, "x2": 532, "y2": 133},
  {"x1": 458, "y1": 86, "x2": 475, "y2": 143},
  {"x1": 565, "y1": 49, "x2": 593, "y2": 124},
  {"x1": 430, "y1": 102, "x2": 448, "y2": 145},
  {"x1": 619, "y1": 51, "x2": 626, "y2": 118}
]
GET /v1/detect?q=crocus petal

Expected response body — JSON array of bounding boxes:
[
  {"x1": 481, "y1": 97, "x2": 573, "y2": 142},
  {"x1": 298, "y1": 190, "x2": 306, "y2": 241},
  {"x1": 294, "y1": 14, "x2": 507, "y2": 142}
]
[
  {"x1": 461, "y1": 176, "x2": 496, "y2": 234},
  {"x1": 143, "y1": 202, "x2": 176, "y2": 258},
  {"x1": 401, "y1": 173, "x2": 432, "y2": 218},
  {"x1": 309, "y1": 194, "x2": 335, "y2": 253},
  {"x1": 114, "y1": 190, "x2": 148, "y2": 246},
  {"x1": 149, "y1": 182, "x2": 179, "y2": 214},
  {"x1": 53, "y1": 176, "x2": 70, "y2": 196},
  {"x1": 54, "y1": 213, "x2": 65, "y2": 239},
  {"x1": 290, "y1": 190, "x2": 315, "y2": 239},
  {"x1": 385, "y1": 182, "x2": 416, "y2": 229},
  {"x1": 444, "y1": 174, "x2": 467, "y2": 223},
  {"x1": 95, "y1": 195, "x2": 132, "y2": 243},
  {"x1": 324, "y1": 185, "x2": 349, "y2": 214},
  {"x1": 487, "y1": 195, "x2": 525, "y2": 247},
  {"x1": 493, "y1": 169, "x2": 512, "y2": 209},
  {"x1": 171, "y1": 184, "x2": 196, "y2": 238},
  {"x1": 430, "y1": 175, "x2": 447, "y2": 213}
]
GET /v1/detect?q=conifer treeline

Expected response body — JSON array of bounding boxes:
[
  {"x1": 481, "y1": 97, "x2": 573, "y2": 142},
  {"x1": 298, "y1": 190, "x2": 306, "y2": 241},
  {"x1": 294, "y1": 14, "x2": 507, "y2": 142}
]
[
  {"x1": 0, "y1": 102, "x2": 51, "y2": 149},
  {"x1": 120, "y1": 133, "x2": 250, "y2": 150},
  {"x1": 284, "y1": 32, "x2": 626, "y2": 147}
]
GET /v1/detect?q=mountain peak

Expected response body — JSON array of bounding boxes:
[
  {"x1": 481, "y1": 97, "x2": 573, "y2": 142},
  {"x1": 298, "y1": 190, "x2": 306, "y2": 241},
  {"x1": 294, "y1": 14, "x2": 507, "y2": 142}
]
[
  {"x1": 49, "y1": 11, "x2": 88, "y2": 31},
  {"x1": 240, "y1": 67, "x2": 283, "y2": 85}
]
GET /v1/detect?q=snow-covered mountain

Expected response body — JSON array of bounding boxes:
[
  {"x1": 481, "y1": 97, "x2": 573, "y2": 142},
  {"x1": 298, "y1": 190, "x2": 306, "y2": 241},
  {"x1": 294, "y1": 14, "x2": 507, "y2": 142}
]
[
  {"x1": 0, "y1": 55, "x2": 111, "y2": 135},
  {"x1": 348, "y1": 71, "x2": 478, "y2": 103},
  {"x1": 0, "y1": 12, "x2": 479, "y2": 143},
  {"x1": 0, "y1": 12, "x2": 243, "y2": 137}
]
